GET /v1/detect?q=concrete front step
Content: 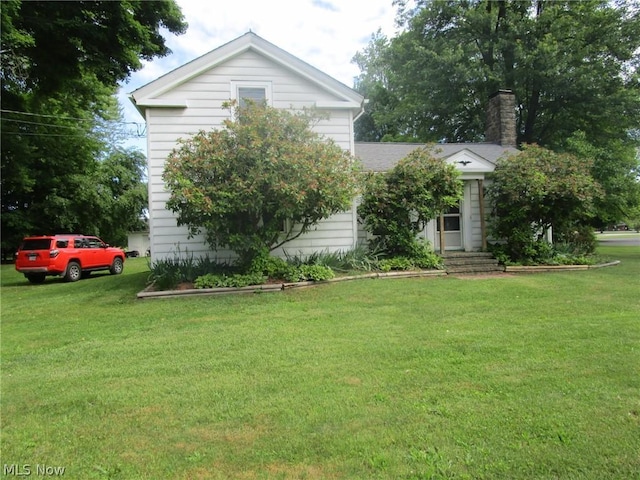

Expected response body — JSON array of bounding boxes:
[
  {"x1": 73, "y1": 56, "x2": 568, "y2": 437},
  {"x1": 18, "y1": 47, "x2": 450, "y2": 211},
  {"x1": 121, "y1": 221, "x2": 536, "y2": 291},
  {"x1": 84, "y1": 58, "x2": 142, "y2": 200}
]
[
  {"x1": 441, "y1": 251, "x2": 494, "y2": 258},
  {"x1": 440, "y1": 252, "x2": 504, "y2": 275},
  {"x1": 445, "y1": 264, "x2": 505, "y2": 274},
  {"x1": 443, "y1": 257, "x2": 500, "y2": 266}
]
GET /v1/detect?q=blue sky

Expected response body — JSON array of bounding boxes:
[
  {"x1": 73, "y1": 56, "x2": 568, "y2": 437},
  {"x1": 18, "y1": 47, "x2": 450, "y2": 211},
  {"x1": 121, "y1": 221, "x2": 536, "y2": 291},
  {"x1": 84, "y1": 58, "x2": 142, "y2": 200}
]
[{"x1": 118, "y1": 0, "x2": 400, "y2": 151}]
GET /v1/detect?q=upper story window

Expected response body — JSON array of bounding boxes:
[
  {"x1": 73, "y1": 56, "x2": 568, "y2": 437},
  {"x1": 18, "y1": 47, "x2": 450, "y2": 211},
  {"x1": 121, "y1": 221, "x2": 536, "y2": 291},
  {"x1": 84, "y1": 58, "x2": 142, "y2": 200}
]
[
  {"x1": 238, "y1": 87, "x2": 266, "y2": 107},
  {"x1": 231, "y1": 81, "x2": 272, "y2": 108}
]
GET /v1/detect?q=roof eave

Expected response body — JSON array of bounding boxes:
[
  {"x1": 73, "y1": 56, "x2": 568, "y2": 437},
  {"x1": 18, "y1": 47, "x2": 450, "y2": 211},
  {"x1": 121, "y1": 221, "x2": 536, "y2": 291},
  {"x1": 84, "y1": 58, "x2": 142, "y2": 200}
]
[{"x1": 129, "y1": 32, "x2": 363, "y2": 109}]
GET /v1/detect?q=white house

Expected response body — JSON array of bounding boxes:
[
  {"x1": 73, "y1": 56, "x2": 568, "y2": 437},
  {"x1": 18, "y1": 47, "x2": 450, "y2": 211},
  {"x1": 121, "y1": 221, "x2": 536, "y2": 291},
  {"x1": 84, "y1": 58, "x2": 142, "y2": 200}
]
[
  {"x1": 130, "y1": 32, "x2": 365, "y2": 262},
  {"x1": 130, "y1": 32, "x2": 517, "y2": 261},
  {"x1": 355, "y1": 140, "x2": 518, "y2": 252}
]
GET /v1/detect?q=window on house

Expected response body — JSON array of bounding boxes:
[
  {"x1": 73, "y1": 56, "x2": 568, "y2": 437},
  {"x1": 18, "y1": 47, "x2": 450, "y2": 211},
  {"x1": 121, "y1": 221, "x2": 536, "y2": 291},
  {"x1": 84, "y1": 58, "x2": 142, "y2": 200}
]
[
  {"x1": 238, "y1": 87, "x2": 266, "y2": 108},
  {"x1": 436, "y1": 205, "x2": 461, "y2": 232},
  {"x1": 231, "y1": 81, "x2": 272, "y2": 108}
]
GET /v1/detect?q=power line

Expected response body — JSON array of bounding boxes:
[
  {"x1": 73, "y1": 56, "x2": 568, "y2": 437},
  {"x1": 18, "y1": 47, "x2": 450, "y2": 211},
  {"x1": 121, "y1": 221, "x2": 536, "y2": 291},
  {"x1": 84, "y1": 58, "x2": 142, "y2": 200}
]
[
  {"x1": 1, "y1": 131, "x2": 91, "y2": 137},
  {"x1": 1, "y1": 109, "x2": 146, "y2": 138},
  {"x1": 1, "y1": 108, "x2": 99, "y2": 122},
  {"x1": 2, "y1": 131, "x2": 146, "y2": 138},
  {"x1": 0, "y1": 108, "x2": 144, "y2": 127},
  {"x1": 2, "y1": 117, "x2": 84, "y2": 129},
  {"x1": 2, "y1": 117, "x2": 144, "y2": 134}
]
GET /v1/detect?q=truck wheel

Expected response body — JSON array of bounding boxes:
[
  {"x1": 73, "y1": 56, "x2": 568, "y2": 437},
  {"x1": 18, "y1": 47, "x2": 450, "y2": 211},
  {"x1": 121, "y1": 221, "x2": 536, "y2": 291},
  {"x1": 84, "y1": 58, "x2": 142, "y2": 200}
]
[
  {"x1": 64, "y1": 261, "x2": 82, "y2": 282},
  {"x1": 110, "y1": 257, "x2": 124, "y2": 275}
]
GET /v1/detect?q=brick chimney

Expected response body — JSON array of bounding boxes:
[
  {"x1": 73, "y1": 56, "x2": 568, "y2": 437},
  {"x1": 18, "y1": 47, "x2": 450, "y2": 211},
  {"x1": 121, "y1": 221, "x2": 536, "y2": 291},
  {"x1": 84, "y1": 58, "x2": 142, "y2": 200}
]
[{"x1": 485, "y1": 90, "x2": 516, "y2": 146}]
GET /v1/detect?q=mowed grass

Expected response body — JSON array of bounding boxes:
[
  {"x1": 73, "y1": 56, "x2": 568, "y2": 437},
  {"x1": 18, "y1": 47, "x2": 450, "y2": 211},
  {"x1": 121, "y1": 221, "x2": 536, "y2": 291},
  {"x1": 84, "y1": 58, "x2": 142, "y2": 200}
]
[{"x1": 1, "y1": 246, "x2": 639, "y2": 479}]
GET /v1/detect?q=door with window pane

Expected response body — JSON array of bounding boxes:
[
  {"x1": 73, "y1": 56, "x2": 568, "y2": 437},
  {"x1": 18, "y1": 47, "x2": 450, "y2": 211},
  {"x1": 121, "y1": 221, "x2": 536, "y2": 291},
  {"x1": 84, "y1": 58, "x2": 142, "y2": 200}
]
[{"x1": 435, "y1": 204, "x2": 463, "y2": 250}]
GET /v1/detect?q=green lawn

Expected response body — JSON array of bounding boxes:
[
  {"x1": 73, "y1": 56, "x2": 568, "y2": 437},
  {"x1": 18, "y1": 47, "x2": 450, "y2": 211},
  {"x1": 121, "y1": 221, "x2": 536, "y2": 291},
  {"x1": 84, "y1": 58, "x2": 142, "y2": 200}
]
[{"x1": 1, "y1": 246, "x2": 639, "y2": 479}]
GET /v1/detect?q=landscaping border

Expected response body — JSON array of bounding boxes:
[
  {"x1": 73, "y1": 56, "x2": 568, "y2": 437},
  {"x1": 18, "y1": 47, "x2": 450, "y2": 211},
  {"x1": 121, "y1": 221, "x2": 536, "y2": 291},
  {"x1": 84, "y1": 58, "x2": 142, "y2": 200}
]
[
  {"x1": 137, "y1": 269, "x2": 447, "y2": 299},
  {"x1": 505, "y1": 260, "x2": 620, "y2": 273},
  {"x1": 137, "y1": 261, "x2": 621, "y2": 299}
]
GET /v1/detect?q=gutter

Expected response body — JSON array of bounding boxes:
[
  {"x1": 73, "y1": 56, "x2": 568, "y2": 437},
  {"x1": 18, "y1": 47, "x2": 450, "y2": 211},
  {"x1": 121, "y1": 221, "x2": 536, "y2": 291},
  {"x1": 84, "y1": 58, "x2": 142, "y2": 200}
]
[{"x1": 353, "y1": 98, "x2": 369, "y2": 123}]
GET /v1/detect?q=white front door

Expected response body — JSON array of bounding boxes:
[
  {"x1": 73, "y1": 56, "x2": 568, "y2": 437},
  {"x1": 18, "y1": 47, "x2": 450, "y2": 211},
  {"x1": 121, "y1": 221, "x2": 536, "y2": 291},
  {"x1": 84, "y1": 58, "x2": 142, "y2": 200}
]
[{"x1": 435, "y1": 204, "x2": 463, "y2": 251}]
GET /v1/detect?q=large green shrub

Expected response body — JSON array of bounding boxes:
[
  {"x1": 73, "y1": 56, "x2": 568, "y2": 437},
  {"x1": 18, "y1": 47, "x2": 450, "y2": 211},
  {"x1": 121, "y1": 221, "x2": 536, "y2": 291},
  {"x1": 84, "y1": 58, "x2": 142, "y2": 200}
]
[
  {"x1": 488, "y1": 144, "x2": 602, "y2": 263},
  {"x1": 376, "y1": 240, "x2": 442, "y2": 272},
  {"x1": 248, "y1": 253, "x2": 290, "y2": 279},
  {"x1": 248, "y1": 250, "x2": 336, "y2": 282},
  {"x1": 358, "y1": 145, "x2": 462, "y2": 258},
  {"x1": 163, "y1": 102, "x2": 360, "y2": 268}
]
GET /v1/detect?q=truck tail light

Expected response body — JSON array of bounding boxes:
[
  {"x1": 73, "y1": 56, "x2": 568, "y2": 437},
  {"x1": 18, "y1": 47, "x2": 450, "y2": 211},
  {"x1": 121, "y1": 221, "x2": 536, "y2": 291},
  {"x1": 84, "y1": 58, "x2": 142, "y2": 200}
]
[{"x1": 49, "y1": 249, "x2": 59, "y2": 258}]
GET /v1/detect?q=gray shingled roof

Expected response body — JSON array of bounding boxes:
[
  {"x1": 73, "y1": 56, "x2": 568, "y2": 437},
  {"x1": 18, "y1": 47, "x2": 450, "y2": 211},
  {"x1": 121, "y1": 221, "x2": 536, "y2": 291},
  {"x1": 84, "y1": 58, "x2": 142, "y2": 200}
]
[{"x1": 354, "y1": 142, "x2": 519, "y2": 172}]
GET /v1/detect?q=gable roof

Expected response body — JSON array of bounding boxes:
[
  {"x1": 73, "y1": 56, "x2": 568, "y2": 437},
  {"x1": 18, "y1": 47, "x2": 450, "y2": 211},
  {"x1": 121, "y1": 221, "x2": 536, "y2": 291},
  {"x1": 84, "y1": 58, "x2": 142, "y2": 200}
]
[
  {"x1": 130, "y1": 32, "x2": 364, "y2": 114},
  {"x1": 355, "y1": 142, "x2": 519, "y2": 173}
]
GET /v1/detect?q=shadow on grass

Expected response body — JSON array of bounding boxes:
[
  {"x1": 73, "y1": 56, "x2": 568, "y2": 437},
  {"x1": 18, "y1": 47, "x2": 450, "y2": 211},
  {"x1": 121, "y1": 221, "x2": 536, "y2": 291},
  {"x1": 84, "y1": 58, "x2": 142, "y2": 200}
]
[{"x1": 4, "y1": 270, "x2": 150, "y2": 296}]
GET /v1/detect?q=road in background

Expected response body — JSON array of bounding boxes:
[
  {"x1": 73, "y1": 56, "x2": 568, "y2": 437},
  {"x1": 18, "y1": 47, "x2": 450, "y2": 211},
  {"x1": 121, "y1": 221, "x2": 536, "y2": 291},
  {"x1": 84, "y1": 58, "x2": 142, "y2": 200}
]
[{"x1": 596, "y1": 232, "x2": 640, "y2": 248}]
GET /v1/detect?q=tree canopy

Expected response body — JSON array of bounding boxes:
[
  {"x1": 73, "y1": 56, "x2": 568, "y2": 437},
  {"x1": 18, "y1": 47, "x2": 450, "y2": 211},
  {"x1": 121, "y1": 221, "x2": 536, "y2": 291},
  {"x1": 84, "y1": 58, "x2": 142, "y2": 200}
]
[
  {"x1": 1, "y1": 0, "x2": 186, "y2": 96},
  {"x1": 353, "y1": 0, "x2": 640, "y2": 224},
  {"x1": 163, "y1": 102, "x2": 361, "y2": 267},
  {"x1": 94, "y1": 148, "x2": 149, "y2": 246},
  {"x1": 1, "y1": 0, "x2": 187, "y2": 256}
]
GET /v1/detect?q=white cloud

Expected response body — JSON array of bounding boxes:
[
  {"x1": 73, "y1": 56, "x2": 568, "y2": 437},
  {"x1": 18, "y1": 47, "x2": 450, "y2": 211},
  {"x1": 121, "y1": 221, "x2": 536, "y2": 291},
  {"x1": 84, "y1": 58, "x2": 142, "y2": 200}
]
[{"x1": 119, "y1": 0, "x2": 400, "y2": 136}]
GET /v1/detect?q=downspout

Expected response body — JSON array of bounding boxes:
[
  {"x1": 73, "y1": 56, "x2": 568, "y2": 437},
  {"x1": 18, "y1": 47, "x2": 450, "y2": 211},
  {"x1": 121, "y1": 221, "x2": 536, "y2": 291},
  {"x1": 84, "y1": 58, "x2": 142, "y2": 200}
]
[
  {"x1": 351, "y1": 99, "x2": 368, "y2": 249},
  {"x1": 353, "y1": 98, "x2": 369, "y2": 123}
]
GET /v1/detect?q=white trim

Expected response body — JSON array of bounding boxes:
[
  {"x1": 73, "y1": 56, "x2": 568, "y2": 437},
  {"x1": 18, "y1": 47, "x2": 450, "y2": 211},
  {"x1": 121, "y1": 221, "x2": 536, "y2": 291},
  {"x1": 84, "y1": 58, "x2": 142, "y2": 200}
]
[
  {"x1": 444, "y1": 149, "x2": 496, "y2": 174},
  {"x1": 133, "y1": 98, "x2": 188, "y2": 108},
  {"x1": 315, "y1": 101, "x2": 362, "y2": 109}
]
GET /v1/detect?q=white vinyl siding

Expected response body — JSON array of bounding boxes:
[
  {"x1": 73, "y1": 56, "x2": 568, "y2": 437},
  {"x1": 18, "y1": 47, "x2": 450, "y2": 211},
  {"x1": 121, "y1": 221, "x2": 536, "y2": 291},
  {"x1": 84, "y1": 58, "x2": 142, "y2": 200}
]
[{"x1": 143, "y1": 49, "x2": 358, "y2": 261}]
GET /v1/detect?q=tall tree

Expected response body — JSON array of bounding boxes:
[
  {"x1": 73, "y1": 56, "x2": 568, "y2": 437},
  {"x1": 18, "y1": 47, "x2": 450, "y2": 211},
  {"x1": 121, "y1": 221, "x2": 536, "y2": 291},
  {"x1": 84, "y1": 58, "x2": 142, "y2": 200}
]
[
  {"x1": 352, "y1": 30, "x2": 405, "y2": 142},
  {"x1": 354, "y1": 0, "x2": 640, "y2": 223},
  {"x1": 1, "y1": 0, "x2": 186, "y2": 95},
  {"x1": 1, "y1": 0, "x2": 187, "y2": 257},
  {"x1": 95, "y1": 148, "x2": 149, "y2": 247},
  {"x1": 562, "y1": 130, "x2": 640, "y2": 227}
]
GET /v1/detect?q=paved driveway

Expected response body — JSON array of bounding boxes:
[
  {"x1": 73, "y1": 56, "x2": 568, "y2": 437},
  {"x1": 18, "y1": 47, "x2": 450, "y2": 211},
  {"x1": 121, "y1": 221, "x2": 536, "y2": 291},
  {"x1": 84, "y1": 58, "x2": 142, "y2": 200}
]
[{"x1": 597, "y1": 232, "x2": 640, "y2": 247}]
